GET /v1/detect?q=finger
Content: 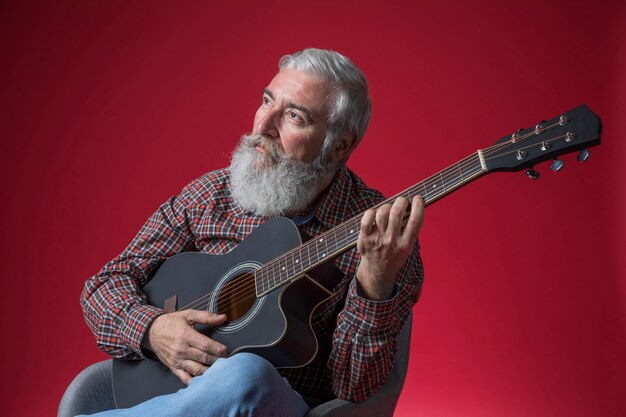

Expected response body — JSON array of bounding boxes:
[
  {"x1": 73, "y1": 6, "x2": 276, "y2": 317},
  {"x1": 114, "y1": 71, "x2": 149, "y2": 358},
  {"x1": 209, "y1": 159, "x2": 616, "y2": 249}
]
[
  {"x1": 179, "y1": 359, "x2": 209, "y2": 377},
  {"x1": 184, "y1": 309, "x2": 228, "y2": 326},
  {"x1": 188, "y1": 345, "x2": 224, "y2": 365},
  {"x1": 375, "y1": 204, "x2": 392, "y2": 232},
  {"x1": 187, "y1": 330, "x2": 229, "y2": 358},
  {"x1": 171, "y1": 367, "x2": 193, "y2": 385},
  {"x1": 402, "y1": 195, "x2": 425, "y2": 243},
  {"x1": 386, "y1": 197, "x2": 410, "y2": 235},
  {"x1": 360, "y1": 209, "x2": 376, "y2": 236}
]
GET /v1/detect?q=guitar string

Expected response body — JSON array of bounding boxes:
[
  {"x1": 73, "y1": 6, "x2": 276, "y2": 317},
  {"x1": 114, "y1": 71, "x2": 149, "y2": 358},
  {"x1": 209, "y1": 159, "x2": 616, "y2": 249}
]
[
  {"x1": 179, "y1": 152, "x2": 490, "y2": 313},
  {"x1": 180, "y1": 128, "x2": 561, "y2": 313},
  {"x1": 178, "y1": 154, "x2": 485, "y2": 313},
  {"x1": 184, "y1": 161, "x2": 486, "y2": 313},
  {"x1": 182, "y1": 128, "x2": 567, "y2": 314},
  {"x1": 180, "y1": 121, "x2": 570, "y2": 313},
  {"x1": 178, "y1": 152, "x2": 480, "y2": 311},
  {"x1": 181, "y1": 122, "x2": 552, "y2": 313},
  {"x1": 482, "y1": 119, "x2": 568, "y2": 159}
]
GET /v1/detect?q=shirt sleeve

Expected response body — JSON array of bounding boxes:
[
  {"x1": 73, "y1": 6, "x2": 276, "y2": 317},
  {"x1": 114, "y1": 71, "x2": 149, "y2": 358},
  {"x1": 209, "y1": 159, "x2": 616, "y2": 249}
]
[
  {"x1": 80, "y1": 192, "x2": 196, "y2": 359},
  {"x1": 327, "y1": 241, "x2": 424, "y2": 402}
]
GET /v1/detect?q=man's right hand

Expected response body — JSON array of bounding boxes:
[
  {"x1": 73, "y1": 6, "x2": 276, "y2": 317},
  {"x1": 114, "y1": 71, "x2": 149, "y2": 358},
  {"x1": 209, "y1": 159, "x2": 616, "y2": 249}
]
[{"x1": 143, "y1": 309, "x2": 228, "y2": 385}]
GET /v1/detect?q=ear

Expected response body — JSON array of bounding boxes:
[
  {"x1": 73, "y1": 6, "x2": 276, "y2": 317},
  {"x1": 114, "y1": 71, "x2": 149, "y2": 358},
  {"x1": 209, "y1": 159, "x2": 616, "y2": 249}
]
[{"x1": 331, "y1": 132, "x2": 358, "y2": 162}]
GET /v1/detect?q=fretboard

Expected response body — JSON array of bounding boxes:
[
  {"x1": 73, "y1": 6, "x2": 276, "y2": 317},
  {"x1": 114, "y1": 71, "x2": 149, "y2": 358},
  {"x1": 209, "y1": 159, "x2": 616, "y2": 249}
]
[{"x1": 255, "y1": 151, "x2": 486, "y2": 296}]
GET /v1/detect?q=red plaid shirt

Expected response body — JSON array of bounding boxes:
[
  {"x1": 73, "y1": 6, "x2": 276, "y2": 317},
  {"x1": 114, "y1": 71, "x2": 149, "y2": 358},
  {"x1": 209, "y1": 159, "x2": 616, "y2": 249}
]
[{"x1": 81, "y1": 165, "x2": 424, "y2": 402}]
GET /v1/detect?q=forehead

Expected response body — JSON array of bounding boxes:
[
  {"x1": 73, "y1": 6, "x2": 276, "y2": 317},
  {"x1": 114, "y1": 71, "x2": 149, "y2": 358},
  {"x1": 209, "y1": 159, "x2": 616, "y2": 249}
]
[{"x1": 266, "y1": 69, "x2": 334, "y2": 116}]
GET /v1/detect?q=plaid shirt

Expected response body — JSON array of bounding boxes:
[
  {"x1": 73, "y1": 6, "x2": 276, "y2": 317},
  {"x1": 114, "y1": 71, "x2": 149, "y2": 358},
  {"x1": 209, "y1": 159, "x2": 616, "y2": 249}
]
[{"x1": 81, "y1": 165, "x2": 424, "y2": 402}]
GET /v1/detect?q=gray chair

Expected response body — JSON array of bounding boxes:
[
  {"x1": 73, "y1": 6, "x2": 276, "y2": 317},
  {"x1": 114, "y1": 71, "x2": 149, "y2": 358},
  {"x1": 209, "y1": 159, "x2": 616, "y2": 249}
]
[{"x1": 59, "y1": 314, "x2": 411, "y2": 417}]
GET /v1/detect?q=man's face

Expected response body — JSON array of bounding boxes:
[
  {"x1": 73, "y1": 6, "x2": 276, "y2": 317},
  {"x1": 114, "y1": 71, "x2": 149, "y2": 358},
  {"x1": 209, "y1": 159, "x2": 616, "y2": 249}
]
[{"x1": 252, "y1": 68, "x2": 334, "y2": 164}]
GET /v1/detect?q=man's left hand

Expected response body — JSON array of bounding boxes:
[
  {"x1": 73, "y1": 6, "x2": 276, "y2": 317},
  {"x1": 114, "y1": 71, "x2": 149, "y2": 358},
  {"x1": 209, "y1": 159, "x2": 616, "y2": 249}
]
[{"x1": 356, "y1": 195, "x2": 424, "y2": 300}]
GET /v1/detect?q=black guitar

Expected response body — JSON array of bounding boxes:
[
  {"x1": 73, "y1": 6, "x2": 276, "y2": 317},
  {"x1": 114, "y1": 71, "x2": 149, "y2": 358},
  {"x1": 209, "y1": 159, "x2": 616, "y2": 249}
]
[{"x1": 112, "y1": 104, "x2": 602, "y2": 408}]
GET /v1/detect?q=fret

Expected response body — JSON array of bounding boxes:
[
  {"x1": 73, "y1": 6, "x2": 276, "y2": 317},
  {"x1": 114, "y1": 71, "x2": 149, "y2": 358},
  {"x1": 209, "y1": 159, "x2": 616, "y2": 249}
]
[
  {"x1": 424, "y1": 176, "x2": 443, "y2": 199},
  {"x1": 327, "y1": 228, "x2": 341, "y2": 258},
  {"x1": 439, "y1": 172, "x2": 447, "y2": 192},
  {"x1": 271, "y1": 259, "x2": 280, "y2": 290},
  {"x1": 284, "y1": 250, "x2": 293, "y2": 279},
  {"x1": 316, "y1": 234, "x2": 329, "y2": 264},
  {"x1": 295, "y1": 246, "x2": 305, "y2": 275},
  {"x1": 255, "y1": 265, "x2": 266, "y2": 296},
  {"x1": 275, "y1": 256, "x2": 283, "y2": 283},
  {"x1": 291, "y1": 246, "x2": 303, "y2": 276},
  {"x1": 254, "y1": 269, "x2": 261, "y2": 296},
  {"x1": 341, "y1": 222, "x2": 349, "y2": 256},
  {"x1": 279, "y1": 252, "x2": 288, "y2": 283},
  {"x1": 304, "y1": 239, "x2": 312, "y2": 272},
  {"x1": 346, "y1": 218, "x2": 359, "y2": 247}
]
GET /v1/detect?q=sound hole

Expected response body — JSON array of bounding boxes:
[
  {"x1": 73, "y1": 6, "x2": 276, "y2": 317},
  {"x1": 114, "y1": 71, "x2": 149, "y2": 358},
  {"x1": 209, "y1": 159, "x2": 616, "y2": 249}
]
[{"x1": 216, "y1": 274, "x2": 256, "y2": 322}]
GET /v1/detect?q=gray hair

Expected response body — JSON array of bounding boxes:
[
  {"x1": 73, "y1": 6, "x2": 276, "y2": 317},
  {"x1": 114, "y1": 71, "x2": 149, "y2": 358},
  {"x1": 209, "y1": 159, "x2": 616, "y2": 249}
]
[{"x1": 278, "y1": 48, "x2": 371, "y2": 161}]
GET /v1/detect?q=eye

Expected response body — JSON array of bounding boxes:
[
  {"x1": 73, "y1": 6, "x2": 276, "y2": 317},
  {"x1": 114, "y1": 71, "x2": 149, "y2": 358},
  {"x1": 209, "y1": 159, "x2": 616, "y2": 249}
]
[
  {"x1": 287, "y1": 111, "x2": 304, "y2": 123},
  {"x1": 262, "y1": 96, "x2": 271, "y2": 105}
]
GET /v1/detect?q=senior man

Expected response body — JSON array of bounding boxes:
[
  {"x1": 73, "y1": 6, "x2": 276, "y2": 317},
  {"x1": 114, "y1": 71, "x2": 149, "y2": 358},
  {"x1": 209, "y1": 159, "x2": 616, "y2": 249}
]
[{"x1": 81, "y1": 48, "x2": 424, "y2": 417}]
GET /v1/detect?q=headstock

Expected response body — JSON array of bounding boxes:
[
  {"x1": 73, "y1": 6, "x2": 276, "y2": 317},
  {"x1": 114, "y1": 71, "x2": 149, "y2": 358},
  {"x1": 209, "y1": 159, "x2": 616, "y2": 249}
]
[{"x1": 483, "y1": 105, "x2": 602, "y2": 178}]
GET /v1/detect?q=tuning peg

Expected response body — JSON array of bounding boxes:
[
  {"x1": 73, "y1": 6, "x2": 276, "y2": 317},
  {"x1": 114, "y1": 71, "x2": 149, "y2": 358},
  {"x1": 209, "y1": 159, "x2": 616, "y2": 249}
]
[
  {"x1": 540, "y1": 141, "x2": 552, "y2": 151},
  {"x1": 511, "y1": 129, "x2": 522, "y2": 142},
  {"x1": 526, "y1": 167, "x2": 540, "y2": 180},
  {"x1": 534, "y1": 121, "x2": 546, "y2": 134},
  {"x1": 550, "y1": 158, "x2": 564, "y2": 172},
  {"x1": 577, "y1": 149, "x2": 590, "y2": 162}
]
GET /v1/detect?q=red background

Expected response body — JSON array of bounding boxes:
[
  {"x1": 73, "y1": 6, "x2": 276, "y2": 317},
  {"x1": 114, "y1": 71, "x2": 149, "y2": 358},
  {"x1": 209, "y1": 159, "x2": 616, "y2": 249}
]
[{"x1": 1, "y1": 1, "x2": 624, "y2": 416}]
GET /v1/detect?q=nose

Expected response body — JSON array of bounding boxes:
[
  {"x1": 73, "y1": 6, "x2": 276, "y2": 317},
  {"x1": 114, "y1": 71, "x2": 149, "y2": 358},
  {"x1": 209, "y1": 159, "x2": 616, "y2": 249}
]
[{"x1": 255, "y1": 107, "x2": 279, "y2": 138}]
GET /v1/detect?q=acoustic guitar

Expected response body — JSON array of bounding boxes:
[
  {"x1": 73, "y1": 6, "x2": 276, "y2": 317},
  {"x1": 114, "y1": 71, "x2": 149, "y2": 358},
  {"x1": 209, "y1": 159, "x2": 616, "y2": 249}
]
[{"x1": 112, "y1": 104, "x2": 601, "y2": 408}]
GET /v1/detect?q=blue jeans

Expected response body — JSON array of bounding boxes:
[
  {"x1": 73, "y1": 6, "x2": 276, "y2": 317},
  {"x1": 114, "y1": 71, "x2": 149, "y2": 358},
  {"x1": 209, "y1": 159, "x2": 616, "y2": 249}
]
[{"x1": 79, "y1": 353, "x2": 311, "y2": 417}]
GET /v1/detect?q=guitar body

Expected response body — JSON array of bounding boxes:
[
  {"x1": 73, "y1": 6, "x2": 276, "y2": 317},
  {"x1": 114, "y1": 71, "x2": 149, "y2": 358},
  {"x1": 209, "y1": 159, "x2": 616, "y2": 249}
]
[{"x1": 112, "y1": 217, "x2": 338, "y2": 408}]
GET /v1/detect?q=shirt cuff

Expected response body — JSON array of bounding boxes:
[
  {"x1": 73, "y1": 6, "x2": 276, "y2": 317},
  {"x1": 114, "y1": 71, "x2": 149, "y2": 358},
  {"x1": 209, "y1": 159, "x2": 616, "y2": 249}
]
[
  {"x1": 118, "y1": 304, "x2": 163, "y2": 358},
  {"x1": 342, "y1": 278, "x2": 400, "y2": 333}
]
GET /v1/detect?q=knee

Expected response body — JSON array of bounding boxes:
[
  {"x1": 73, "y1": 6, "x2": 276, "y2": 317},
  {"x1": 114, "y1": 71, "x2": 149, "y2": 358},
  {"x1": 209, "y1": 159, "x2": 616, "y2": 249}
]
[
  {"x1": 227, "y1": 352, "x2": 274, "y2": 373},
  {"x1": 185, "y1": 353, "x2": 307, "y2": 416},
  {"x1": 210, "y1": 353, "x2": 283, "y2": 406},
  {"x1": 218, "y1": 352, "x2": 278, "y2": 389}
]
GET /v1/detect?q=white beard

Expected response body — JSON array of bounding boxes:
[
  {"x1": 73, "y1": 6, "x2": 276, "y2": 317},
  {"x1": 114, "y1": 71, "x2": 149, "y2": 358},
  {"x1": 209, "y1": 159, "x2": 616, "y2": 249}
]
[{"x1": 229, "y1": 133, "x2": 340, "y2": 217}]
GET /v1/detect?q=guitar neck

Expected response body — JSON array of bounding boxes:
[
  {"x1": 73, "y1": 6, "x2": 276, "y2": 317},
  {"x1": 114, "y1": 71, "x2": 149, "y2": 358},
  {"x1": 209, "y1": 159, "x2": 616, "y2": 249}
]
[{"x1": 255, "y1": 151, "x2": 487, "y2": 296}]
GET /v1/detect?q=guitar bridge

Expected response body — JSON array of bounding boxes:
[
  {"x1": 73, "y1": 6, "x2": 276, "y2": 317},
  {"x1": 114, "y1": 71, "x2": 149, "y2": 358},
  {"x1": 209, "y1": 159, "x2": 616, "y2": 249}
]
[{"x1": 163, "y1": 295, "x2": 177, "y2": 313}]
